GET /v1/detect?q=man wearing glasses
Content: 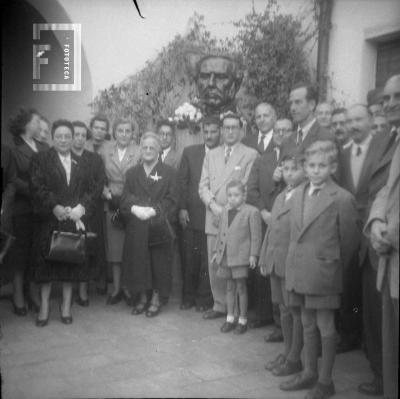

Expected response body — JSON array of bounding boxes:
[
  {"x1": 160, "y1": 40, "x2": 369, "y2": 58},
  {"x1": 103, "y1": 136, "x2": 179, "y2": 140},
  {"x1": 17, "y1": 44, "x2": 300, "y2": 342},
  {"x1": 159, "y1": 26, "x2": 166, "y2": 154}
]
[{"x1": 199, "y1": 112, "x2": 258, "y2": 320}]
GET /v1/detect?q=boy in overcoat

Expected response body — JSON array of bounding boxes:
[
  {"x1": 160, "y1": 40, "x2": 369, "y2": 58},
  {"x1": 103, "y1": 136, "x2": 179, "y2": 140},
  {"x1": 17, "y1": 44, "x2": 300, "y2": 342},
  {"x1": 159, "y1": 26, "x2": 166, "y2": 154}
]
[
  {"x1": 282, "y1": 140, "x2": 360, "y2": 399},
  {"x1": 259, "y1": 154, "x2": 306, "y2": 377}
]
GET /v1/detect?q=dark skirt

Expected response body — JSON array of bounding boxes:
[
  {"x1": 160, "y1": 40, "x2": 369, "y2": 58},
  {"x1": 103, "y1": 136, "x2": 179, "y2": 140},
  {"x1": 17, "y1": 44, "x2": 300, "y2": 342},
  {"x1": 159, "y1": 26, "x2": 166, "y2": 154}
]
[{"x1": 31, "y1": 219, "x2": 90, "y2": 283}]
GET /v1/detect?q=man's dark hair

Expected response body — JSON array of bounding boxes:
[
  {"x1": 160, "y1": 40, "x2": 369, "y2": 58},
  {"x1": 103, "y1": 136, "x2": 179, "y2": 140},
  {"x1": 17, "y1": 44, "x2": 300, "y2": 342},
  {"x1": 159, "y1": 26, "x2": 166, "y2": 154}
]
[
  {"x1": 331, "y1": 107, "x2": 347, "y2": 117},
  {"x1": 72, "y1": 120, "x2": 91, "y2": 140},
  {"x1": 202, "y1": 115, "x2": 221, "y2": 127},
  {"x1": 291, "y1": 82, "x2": 319, "y2": 105},
  {"x1": 221, "y1": 111, "x2": 243, "y2": 128},
  {"x1": 51, "y1": 119, "x2": 74, "y2": 138},
  {"x1": 89, "y1": 114, "x2": 110, "y2": 132}
]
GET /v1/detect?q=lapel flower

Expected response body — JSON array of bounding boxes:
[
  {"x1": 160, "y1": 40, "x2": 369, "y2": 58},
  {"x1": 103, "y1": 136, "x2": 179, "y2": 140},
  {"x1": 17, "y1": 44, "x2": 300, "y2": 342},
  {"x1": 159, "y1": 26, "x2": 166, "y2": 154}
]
[{"x1": 149, "y1": 171, "x2": 162, "y2": 182}]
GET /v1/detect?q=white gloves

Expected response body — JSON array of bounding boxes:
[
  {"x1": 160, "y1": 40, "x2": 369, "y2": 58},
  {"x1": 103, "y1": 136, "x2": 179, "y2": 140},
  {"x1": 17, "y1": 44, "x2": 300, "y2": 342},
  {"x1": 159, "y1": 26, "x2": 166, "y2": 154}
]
[
  {"x1": 131, "y1": 205, "x2": 156, "y2": 220},
  {"x1": 68, "y1": 204, "x2": 85, "y2": 222}
]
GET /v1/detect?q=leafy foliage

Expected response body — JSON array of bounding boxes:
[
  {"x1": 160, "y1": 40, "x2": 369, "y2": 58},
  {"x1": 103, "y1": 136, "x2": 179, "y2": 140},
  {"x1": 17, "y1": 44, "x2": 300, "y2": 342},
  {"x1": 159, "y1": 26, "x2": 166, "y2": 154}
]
[
  {"x1": 90, "y1": 3, "x2": 316, "y2": 135},
  {"x1": 232, "y1": 1, "x2": 314, "y2": 119}
]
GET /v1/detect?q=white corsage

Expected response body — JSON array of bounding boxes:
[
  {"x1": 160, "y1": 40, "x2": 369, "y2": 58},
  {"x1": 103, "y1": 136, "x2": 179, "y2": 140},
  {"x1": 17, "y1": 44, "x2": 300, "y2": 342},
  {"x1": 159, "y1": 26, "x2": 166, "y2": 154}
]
[{"x1": 149, "y1": 171, "x2": 162, "y2": 182}]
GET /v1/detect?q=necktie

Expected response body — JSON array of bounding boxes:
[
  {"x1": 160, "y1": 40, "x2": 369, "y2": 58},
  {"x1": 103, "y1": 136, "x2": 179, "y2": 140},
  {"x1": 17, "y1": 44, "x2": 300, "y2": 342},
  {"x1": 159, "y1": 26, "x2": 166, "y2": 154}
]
[
  {"x1": 309, "y1": 187, "x2": 321, "y2": 197},
  {"x1": 356, "y1": 146, "x2": 362, "y2": 156},
  {"x1": 160, "y1": 150, "x2": 164, "y2": 162},
  {"x1": 297, "y1": 129, "x2": 303, "y2": 145},
  {"x1": 257, "y1": 135, "x2": 265, "y2": 153},
  {"x1": 225, "y1": 147, "x2": 232, "y2": 164}
]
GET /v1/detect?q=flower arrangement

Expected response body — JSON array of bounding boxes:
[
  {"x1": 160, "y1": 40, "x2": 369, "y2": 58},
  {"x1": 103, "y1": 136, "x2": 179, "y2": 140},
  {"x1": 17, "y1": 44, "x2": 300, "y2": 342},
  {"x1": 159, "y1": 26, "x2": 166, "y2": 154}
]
[{"x1": 168, "y1": 102, "x2": 202, "y2": 133}]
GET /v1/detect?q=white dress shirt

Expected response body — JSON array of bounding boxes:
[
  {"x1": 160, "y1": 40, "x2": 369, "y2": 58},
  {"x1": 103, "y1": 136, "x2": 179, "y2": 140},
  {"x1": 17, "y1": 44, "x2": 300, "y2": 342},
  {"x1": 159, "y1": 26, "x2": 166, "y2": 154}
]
[
  {"x1": 161, "y1": 146, "x2": 171, "y2": 162},
  {"x1": 258, "y1": 130, "x2": 273, "y2": 151},
  {"x1": 117, "y1": 147, "x2": 127, "y2": 163},
  {"x1": 297, "y1": 118, "x2": 317, "y2": 143}
]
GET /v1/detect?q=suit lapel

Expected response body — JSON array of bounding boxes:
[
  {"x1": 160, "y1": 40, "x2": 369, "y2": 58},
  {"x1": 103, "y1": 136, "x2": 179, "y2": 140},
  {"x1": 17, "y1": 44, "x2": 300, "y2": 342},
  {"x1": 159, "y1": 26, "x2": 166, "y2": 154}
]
[
  {"x1": 212, "y1": 146, "x2": 226, "y2": 189},
  {"x1": 220, "y1": 143, "x2": 246, "y2": 185},
  {"x1": 343, "y1": 147, "x2": 356, "y2": 193},
  {"x1": 276, "y1": 194, "x2": 291, "y2": 219},
  {"x1": 298, "y1": 182, "x2": 336, "y2": 240},
  {"x1": 356, "y1": 137, "x2": 381, "y2": 192},
  {"x1": 51, "y1": 148, "x2": 69, "y2": 187},
  {"x1": 69, "y1": 152, "x2": 80, "y2": 189}
]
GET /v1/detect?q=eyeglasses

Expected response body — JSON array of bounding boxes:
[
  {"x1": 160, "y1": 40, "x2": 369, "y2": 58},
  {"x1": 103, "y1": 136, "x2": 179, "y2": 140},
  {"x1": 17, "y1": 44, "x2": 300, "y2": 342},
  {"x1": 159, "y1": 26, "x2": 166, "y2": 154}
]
[{"x1": 223, "y1": 126, "x2": 240, "y2": 132}]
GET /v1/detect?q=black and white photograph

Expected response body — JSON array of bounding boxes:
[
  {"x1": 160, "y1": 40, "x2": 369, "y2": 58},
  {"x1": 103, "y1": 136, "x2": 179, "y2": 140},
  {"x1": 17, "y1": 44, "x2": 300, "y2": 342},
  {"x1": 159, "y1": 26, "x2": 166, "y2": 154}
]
[{"x1": 0, "y1": 0, "x2": 399, "y2": 398}]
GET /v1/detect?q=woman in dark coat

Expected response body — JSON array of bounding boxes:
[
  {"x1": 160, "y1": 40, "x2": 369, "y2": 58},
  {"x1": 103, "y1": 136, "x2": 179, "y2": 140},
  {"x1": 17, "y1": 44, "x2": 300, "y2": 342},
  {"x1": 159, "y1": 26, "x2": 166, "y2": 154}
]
[
  {"x1": 30, "y1": 120, "x2": 97, "y2": 326},
  {"x1": 121, "y1": 132, "x2": 178, "y2": 317},
  {"x1": 7, "y1": 108, "x2": 48, "y2": 315},
  {"x1": 71, "y1": 121, "x2": 106, "y2": 306}
]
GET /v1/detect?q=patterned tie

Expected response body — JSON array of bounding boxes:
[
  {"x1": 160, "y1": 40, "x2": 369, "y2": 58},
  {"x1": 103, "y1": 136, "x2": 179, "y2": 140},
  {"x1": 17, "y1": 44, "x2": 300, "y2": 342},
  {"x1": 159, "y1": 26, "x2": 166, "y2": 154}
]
[
  {"x1": 297, "y1": 129, "x2": 303, "y2": 145},
  {"x1": 225, "y1": 146, "x2": 232, "y2": 164},
  {"x1": 356, "y1": 146, "x2": 362, "y2": 156}
]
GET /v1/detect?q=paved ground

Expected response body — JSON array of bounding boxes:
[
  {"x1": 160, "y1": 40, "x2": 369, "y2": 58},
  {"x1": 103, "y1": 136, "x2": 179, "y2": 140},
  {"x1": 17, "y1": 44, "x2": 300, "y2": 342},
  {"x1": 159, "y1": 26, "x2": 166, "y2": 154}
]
[{"x1": 0, "y1": 289, "x2": 373, "y2": 399}]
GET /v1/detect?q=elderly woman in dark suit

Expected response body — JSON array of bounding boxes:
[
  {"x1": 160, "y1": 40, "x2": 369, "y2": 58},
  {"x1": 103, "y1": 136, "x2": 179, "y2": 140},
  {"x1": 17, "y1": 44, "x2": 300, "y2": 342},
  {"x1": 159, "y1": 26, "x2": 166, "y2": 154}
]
[
  {"x1": 7, "y1": 108, "x2": 48, "y2": 315},
  {"x1": 30, "y1": 120, "x2": 97, "y2": 326},
  {"x1": 121, "y1": 132, "x2": 178, "y2": 317},
  {"x1": 99, "y1": 118, "x2": 140, "y2": 305}
]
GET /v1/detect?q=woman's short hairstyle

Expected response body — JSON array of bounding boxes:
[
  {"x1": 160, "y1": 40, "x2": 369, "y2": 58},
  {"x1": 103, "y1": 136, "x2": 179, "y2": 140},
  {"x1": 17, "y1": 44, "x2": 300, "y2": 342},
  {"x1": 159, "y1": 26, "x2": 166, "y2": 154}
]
[
  {"x1": 140, "y1": 131, "x2": 162, "y2": 153},
  {"x1": 305, "y1": 140, "x2": 338, "y2": 164},
  {"x1": 72, "y1": 120, "x2": 91, "y2": 140},
  {"x1": 89, "y1": 114, "x2": 110, "y2": 131},
  {"x1": 51, "y1": 119, "x2": 74, "y2": 139},
  {"x1": 226, "y1": 179, "x2": 246, "y2": 194},
  {"x1": 112, "y1": 118, "x2": 135, "y2": 140},
  {"x1": 8, "y1": 108, "x2": 39, "y2": 138}
]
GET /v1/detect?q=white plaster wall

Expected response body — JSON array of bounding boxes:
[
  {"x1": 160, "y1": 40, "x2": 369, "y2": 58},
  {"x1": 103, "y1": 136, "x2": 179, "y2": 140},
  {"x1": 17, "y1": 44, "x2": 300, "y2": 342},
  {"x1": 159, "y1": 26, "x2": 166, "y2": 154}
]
[{"x1": 327, "y1": 0, "x2": 400, "y2": 105}]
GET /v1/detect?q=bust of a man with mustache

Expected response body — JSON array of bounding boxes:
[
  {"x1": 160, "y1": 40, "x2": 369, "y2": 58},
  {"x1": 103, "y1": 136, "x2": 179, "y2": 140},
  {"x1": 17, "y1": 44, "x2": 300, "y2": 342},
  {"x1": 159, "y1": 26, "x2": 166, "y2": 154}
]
[{"x1": 195, "y1": 55, "x2": 243, "y2": 117}]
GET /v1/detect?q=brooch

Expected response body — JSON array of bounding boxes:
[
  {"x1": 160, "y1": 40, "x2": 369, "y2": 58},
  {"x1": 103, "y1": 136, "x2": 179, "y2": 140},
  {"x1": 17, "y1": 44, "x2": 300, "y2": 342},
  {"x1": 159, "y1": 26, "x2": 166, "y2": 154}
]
[
  {"x1": 149, "y1": 171, "x2": 162, "y2": 182},
  {"x1": 234, "y1": 165, "x2": 241, "y2": 170}
]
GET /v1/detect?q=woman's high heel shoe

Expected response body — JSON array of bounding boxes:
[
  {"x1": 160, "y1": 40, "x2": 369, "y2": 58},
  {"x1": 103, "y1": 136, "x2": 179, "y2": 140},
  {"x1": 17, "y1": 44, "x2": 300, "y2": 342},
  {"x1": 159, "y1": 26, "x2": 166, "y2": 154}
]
[
  {"x1": 59, "y1": 304, "x2": 73, "y2": 325},
  {"x1": 106, "y1": 291, "x2": 123, "y2": 305},
  {"x1": 35, "y1": 317, "x2": 49, "y2": 327}
]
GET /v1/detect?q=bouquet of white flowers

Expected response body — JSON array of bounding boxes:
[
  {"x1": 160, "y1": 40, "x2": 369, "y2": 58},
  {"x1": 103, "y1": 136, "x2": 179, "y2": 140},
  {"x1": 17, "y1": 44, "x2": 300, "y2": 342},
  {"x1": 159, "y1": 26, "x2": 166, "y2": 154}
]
[{"x1": 168, "y1": 102, "x2": 202, "y2": 133}]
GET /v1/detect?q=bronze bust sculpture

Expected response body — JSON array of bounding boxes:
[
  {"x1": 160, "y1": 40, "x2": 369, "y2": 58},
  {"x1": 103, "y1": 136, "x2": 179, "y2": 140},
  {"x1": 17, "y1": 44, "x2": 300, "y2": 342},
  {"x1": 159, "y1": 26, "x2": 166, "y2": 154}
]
[{"x1": 195, "y1": 55, "x2": 243, "y2": 117}]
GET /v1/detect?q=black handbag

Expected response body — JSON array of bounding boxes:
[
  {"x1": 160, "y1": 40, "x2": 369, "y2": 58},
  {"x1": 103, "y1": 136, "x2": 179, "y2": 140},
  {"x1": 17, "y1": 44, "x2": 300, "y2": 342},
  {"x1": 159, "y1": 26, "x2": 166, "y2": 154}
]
[
  {"x1": 47, "y1": 230, "x2": 86, "y2": 264},
  {"x1": 148, "y1": 216, "x2": 176, "y2": 247}
]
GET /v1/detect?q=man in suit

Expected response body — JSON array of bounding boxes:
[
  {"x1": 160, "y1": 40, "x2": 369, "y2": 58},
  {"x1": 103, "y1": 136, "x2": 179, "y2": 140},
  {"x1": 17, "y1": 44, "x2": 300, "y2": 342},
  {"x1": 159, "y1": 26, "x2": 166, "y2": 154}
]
[
  {"x1": 157, "y1": 120, "x2": 180, "y2": 170},
  {"x1": 340, "y1": 104, "x2": 395, "y2": 396},
  {"x1": 242, "y1": 102, "x2": 277, "y2": 154},
  {"x1": 245, "y1": 108, "x2": 286, "y2": 331},
  {"x1": 331, "y1": 108, "x2": 352, "y2": 149},
  {"x1": 199, "y1": 112, "x2": 258, "y2": 319},
  {"x1": 178, "y1": 116, "x2": 221, "y2": 311},
  {"x1": 364, "y1": 74, "x2": 400, "y2": 399},
  {"x1": 277, "y1": 83, "x2": 334, "y2": 184}
]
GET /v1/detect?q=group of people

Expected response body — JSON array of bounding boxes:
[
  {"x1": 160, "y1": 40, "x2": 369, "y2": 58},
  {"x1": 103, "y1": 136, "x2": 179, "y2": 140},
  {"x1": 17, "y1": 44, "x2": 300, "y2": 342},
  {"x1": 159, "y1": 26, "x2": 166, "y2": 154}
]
[{"x1": 1, "y1": 74, "x2": 399, "y2": 399}]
